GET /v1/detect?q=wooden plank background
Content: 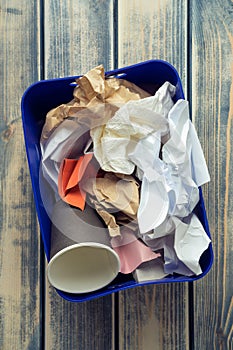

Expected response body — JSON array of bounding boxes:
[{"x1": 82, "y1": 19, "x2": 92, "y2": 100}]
[
  {"x1": 117, "y1": 1, "x2": 189, "y2": 350},
  {"x1": 191, "y1": 1, "x2": 233, "y2": 349},
  {"x1": 0, "y1": 1, "x2": 42, "y2": 349},
  {"x1": 0, "y1": 0, "x2": 232, "y2": 349},
  {"x1": 43, "y1": 1, "x2": 116, "y2": 350}
]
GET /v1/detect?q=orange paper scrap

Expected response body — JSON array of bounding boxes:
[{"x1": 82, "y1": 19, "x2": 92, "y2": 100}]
[{"x1": 58, "y1": 153, "x2": 96, "y2": 210}]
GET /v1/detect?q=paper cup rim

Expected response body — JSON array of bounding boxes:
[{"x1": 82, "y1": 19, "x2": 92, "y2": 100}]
[{"x1": 47, "y1": 242, "x2": 120, "y2": 293}]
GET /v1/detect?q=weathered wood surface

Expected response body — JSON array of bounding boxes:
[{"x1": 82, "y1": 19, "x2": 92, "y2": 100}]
[
  {"x1": 44, "y1": 1, "x2": 116, "y2": 349},
  {"x1": 0, "y1": 0, "x2": 233, "y2": 349},
  {"x1": 191, "y1": 1, "x2": 233, "y2": 349},
  {"x1": 118, "y1": 1, "x2": 190, "y2": 349},
  {"x1": 44, "y1": 0, "x2": 114, "y2": 78},
  {"x1": 0, "y1": 1, "x2": 42, "y2": 349}
]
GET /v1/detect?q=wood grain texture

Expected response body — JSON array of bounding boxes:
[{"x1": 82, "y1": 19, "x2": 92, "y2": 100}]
[
  {"x1": 44, "y1": 0, "x2": 114, "y2": 78},
  {"x1": 44, "y1": 1, "x2": 116, "y2": 349},
  {"x1": 45, "y1": 284, "x2": 115, "y2": 350},
  {"x1": 118, "y1": 284, "x2": 189, "y2": 350},
  {"x1": 118, "y1": 0, "x2": 188, "y2": 92},
  {"x1": 1, "y1": 1, "x2": 232, "y2": 349},
  {"x1": 117, "y1": 1, "x2": 189, "y2": 349},
  {"x1": 191, "y1": 1, "x2": 233, "y2": 349},
  {"x1": 0, "y1": 1, "x2": 42, "y2": 349}
]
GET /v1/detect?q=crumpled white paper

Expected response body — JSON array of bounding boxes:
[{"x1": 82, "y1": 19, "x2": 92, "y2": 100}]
[
  {"x1": 129, "y1": 130, "x2": 170, "y2": 232},
  {"x1": 141, "y1": 213, "x2": 210, "y2": 275},
  {"x1": 133, "y1": 258, "x2": 168, "y2": 282},
  {"x1": 173, "y1": 214, "x2": 211, "y2": 274},
  {"x1": 91, "y1": 82, "x2": 175, "y2": 174},
  {"x1": 129, "y1": 99, "x2": 210, "y2": 233},
  {"x1": 141, "y1": 229, "x2": 195, "y2": 276}
]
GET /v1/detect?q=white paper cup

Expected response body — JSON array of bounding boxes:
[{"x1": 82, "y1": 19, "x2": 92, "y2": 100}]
[
  {"x1": 47, "y1": 200, "x2": 120, "y2": 293},
  {"x1": 47, "y1": 242, "x2": 120, "y2": 293}
]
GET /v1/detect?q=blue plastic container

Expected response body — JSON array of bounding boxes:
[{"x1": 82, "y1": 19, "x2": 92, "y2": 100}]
[{"x1": 21, "y1": 60, "x2": 213, "y2": 302}]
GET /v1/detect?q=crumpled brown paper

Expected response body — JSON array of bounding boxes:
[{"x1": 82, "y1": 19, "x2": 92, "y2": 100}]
[
  {"x1": 41, "y1": 65, "x2": 150, "y2": 141},
  {"x1": 81, "y1": 172, "x2": 140, "y2": 237}
]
